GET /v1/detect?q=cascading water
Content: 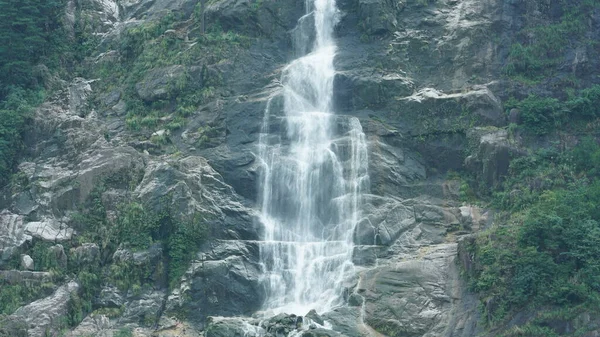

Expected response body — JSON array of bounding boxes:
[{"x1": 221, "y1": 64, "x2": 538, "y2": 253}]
[{"x1": 257, "y1": 0, "x2": 369, "y2": 316}]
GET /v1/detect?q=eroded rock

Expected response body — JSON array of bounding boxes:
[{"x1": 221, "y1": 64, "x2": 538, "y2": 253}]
[
  {"x1": 465, "y1": 127, "x2": 522, "y2": 187},
  {"x1": 9, "y1": 281, "x2": 80, "y2": 337}
]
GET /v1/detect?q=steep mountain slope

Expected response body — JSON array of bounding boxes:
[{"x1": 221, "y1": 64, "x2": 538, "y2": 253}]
[{"x1": 0, "y1": 0, "x2": 599, "y2": 336}]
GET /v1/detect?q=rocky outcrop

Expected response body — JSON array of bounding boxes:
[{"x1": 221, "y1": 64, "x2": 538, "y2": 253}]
[
  {"x1": 6, "y1": 0, "x2": 596, "y2": 335},
  {"x1": 465, "y1": 127, "x2": 522, "y2": 187},
  {"x1": 8, "y1": 281, "x2": 79, "y2": 337},
  {"x1": 358, "y1": 244, "x2": 480, "y2": 337},
  {"x1": 135, "y1": 65, "x2": 204, "y2": 102},
  {"x1": 135, "y1": 155, "x2": 260, "y2": 240},
  {"x1": 167, "y1": 240, "x2": 264, "y2": 327}
]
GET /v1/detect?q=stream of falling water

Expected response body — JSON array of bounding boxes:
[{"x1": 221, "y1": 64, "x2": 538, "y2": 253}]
[{"x1": 257, "y1": 0, "x2": 369, "y2": 316}]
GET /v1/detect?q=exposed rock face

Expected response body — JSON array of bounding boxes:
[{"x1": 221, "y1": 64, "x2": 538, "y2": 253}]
[
  {"x1": 3, "y1": 0, "x2": 596, "y2": 335},
  {"x1": 20, "y1": 254, "x2": 34, "y2": 270},
  {"x1": 167, "y1": 240, "x2": 264, "y2": 326},
  {"x1": 8, "y1": 281, "x2": 79, "y2": 337},
  {"x1": 358, "y1": 244, "x2": 480, "y2": 337},
  {"x1": 465, "y1": 127, "x2": 522, "y2": 187}
]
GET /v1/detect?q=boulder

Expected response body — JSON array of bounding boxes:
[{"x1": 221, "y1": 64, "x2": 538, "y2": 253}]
[
  {"x1": 321, "y1": 306, "x2": 364, "y2": 337},
  {"x1": 69, "y1": 78, "x2": 94, "y2": 116},
  {"x1": 70, "y1": 243, "x2": 100, "y2": 266},
  {"x1": 65, "y1": 314, "x2": 112, "y2": 337},
  {"x1": 135, "y1": 156, "x2": 259, "y2": 240},
  {"x1": 205, "y1": 317, "x2": 264, "y2": 337},
  {"x1": 119, "y1": 290, "x2": 166, "y2": 325},
  {"x1": 465, "y1": 127, "x2": 522, "y2": 188},
  {"x1": 97, "y1": 286, "x2": 126, "y2": 308},
  {"x1": 301, "y1": 328, "x2": 343, "y2": 337},
  {"x1": 48, "y1": 244, "x2": 68, "y2": 269},
  {"x1": 0, "y1": 270, "x2": 52, "y2": 285},
  {"x1": 20, "y1": 254, "x2": 34, "y2": 270}
]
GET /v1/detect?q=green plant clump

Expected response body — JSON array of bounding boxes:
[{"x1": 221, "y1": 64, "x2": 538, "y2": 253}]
[
  {"x1": 504, "y1": 1, "x2": 598, "y2": 81},
  {"x1": 506, "y1": 85, "x2": 600, "y2": 134},
  {"x1": 467, "y1": 137, "x2": 600, "y2": 330}
]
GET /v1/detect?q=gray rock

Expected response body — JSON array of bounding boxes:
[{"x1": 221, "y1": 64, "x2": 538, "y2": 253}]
[
  {"x1": 465, "y1": 127, "x2": 522, "y2": 188},
  {"x1": 71, "y1": 243, "x2": 100, "y2": 265},
  {"x1": 367, "y1": 139, "x2": 427, "y2": 198},
  {"x1": 321, "y1": 306, "x2": 364, "y2": 337},
  {"x1": 24, "y1": 218, "x2": 74, "y2": 242},
  {"x1": 334, "y1": 70, "x2": 413, "y2": 111},
  {"x1": 508, "y1": 108, "x2": 521, "y2": 124},
  {"x1": 0, "y1": 270, "x2": 52, "y2": 284},
  {"x1": 167, "y1": 240, "x2": 263, "y2": 327},
  {"x1": 357, "y1": 0, "x2": 400, "y2": 35},
  {"x1": 399, "y1": 87, "x2": 505, "y2": 131},
  {"x1": 358, "y1": 244, "x2": 481, "y2": 337},
  {"x1": 135, "y1": 65, "x2": 203, "y2": 102},
  {"x1": 21, "y1": 254, "x2": 34, "y2": 270},
  {"x1": 97, "y1": 286, "x2": 126, "y2": 308},
  {"x1": 69, "y1": 78, "x2": 94, "y2": 116},
  {"x1": 205, "y1": 0, "x2": 304, "y2": 38},
  {"x1": 119, "y1": 290, "x2": 166, "y2": 325},
  {"x1": 65, "y1": 314, "x2": 112, "y2": 337},
  {"x1": 48, "y1": 244, "x2": 68, "y2": 269},
  {"x1": 305, "y1": 309, "x2": 324, "y2": 325},
  {"x1": 135, "y1": 156, "x2": 259, "y2": 240},
  {"x1": 132, "y1": 243, "x2": 163, "y2": 265},
  {"x1": 205, "y1": 316, "x2": 264, "y2": 337},
  {"x1": 120, "y1": 0, "x2": 197, "y2": 20},
  {"x1": 9, "y1": 281, "x2": 79, "y2": 337},
  {"x1": 301, "y1": 328, "x2": 343, "y2": 337},
  {"x1": 100, "y1": 89, "x2": 121, "y2": 107},
  {"x1": 0, "y1": 212, "x2": 29, "y2": 263},
  {"x1": 347, "y1": 293, "x2": 363, "y2": 307},
  {"x1": 352, "y1": 245, "x2": 384, "y2": 266}
]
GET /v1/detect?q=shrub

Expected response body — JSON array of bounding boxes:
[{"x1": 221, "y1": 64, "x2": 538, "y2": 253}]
[{"x1": 469, "y1": 136, "x2": 600, "y2": 328}]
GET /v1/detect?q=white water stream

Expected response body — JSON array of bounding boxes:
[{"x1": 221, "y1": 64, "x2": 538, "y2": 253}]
[{"x1": 257, "y1": 0, "x2": 369, "y2": 316}]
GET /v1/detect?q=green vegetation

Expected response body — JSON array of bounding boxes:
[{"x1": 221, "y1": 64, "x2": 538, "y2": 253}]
[
  {"x1": 0, "y1": 170, "x2": 207, "y2": 326},
  {"x1": 114, "y1": 328, "x2": 134, "y2": 337},
  {"x1": 505, "y1": 0, "x2": 599, "y2": 82},
  {"x1": 0, "y1": 89, "x2": 44, "y2": 186},
  {"x1": 0, "y1": 0, "x2": 68, "y2": 95},
  {"x1": 65, "y1": 173, "x2": 208, "y2": 324},
  {"x1": 506, "y1": 85, "x2": 600, "y2": 134},
  {"x1": 0, "y1": 0, "x2": 96, "y2": 187},
  {"x1": 0, "y1": 282, "x2": 57, "y2": 315},
  {"x1": 467, "y1": 137, "x2": 600, "y2": 332},
  {"x1": 93, "y1": 10, "x2": 251, "y2": 142}
]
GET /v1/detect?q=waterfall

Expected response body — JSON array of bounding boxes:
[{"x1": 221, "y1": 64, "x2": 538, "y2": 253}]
[{"x1": 257, "y1": 0, "x2": 369, "y2": 316}]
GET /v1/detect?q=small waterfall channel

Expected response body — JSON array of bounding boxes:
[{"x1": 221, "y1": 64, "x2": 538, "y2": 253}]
[{"x1": 257, "y1": 0, "x2": 370, "y2": 317}]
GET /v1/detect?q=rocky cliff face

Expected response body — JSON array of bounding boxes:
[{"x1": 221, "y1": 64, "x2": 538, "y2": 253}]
[{"x1": 1, "y1": 0, "x2": 599, "y2": 336}]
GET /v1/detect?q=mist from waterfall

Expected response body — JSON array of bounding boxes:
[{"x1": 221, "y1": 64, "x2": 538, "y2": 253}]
[{"x1": 257, "y1": 0, "x2": 369, "y2": 316}]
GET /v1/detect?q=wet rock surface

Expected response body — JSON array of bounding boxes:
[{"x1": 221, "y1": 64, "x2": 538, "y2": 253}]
[{"x1": 2, "y1": 0, "x2": 596, "y2": 336}]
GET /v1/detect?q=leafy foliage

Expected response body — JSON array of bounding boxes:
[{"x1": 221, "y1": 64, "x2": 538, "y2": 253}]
[
  {"x1": 0, "y1": 0, "x2": 82, "y2": 187},
  {"x1": 0, "y1": 281, "x2": 57, "y2": 315},
  {"x1": 93, "y1": 11, "x2": 251, "y2": 139},
  {"x1": 468, "y1": 138, "x2": 600, "y2": 330},
  {"x1": 504, "y1": 1, "x2": 598, "y2": 81},
  {"x1": 0, "y1": 0, "x2": 68, "y2": 95},
  {"x1": 65, "y1": 174, "x2": 208, "y2": 323},
  {"x1": 0, "y1": 88, "x2": 44, "y2": 186},
  {"x1": 506, "y1": 85, "x2": 600, "y2": 134}
]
